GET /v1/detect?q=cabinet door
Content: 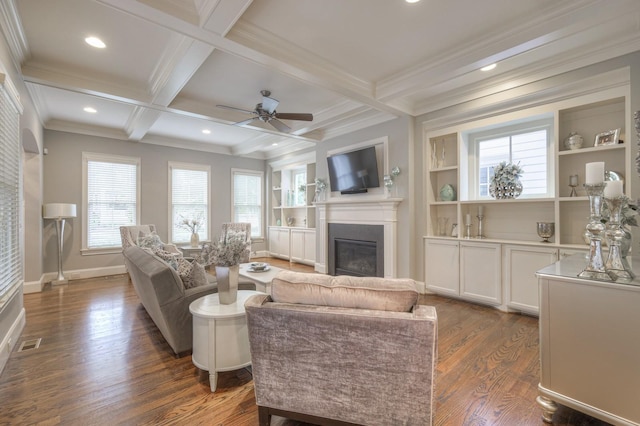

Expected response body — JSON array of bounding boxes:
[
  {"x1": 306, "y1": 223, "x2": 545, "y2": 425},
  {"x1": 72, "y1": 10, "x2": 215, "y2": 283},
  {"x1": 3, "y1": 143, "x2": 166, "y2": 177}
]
[
  {"x1": 504, "y1": 245, "x2": 557, "y2": 315},
  {"x1": 268, "y1": 227, "x2": 290, "y2": 259},
  {"x1": 303, "y1": 230, "x2": 316, "y2": 264},
  {"x1": 290, "y1": 230, "x2": 304, "y2": 262},
  {"x1": 424, "y1": 239, "x2": 459, "y2": 296},
  {"x1": 279, "y1": 228, "x2": 290, "y2": 258},
  {"x1": 460, "y1": 241, "x2": 501, "y2": 305}
]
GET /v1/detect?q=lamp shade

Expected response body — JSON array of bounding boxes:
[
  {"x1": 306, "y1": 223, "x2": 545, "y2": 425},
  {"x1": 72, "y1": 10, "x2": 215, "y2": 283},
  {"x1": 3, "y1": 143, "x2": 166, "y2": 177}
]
[{"x1": 43, "y1": 203, "x2": 77, "y2": 219}]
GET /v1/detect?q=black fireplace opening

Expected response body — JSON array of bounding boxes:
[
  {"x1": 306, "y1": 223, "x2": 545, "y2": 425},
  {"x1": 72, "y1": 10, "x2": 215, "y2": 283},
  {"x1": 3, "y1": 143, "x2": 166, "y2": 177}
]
[{"x1": 328, "y1": 223, "x2": 384, "y2": 277}]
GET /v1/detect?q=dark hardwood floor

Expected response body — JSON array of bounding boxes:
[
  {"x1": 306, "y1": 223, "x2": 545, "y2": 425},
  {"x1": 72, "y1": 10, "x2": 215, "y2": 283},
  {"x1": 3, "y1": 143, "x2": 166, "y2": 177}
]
[{"x1": 0, "y1": 258, "x2": 610, "y2": 425}]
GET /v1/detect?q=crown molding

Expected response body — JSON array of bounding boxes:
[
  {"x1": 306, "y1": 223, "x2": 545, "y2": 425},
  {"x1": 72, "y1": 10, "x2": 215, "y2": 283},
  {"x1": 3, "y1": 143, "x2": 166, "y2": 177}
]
[{"x1": 0, "y1": 0, "x2": 29, "y2": 69}]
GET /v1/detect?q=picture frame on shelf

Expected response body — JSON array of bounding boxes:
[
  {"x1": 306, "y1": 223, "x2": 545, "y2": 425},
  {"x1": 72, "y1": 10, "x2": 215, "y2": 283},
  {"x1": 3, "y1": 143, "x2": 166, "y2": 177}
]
[{"x1": 594, "y1": 128, "x2": 620, "y2": 146}]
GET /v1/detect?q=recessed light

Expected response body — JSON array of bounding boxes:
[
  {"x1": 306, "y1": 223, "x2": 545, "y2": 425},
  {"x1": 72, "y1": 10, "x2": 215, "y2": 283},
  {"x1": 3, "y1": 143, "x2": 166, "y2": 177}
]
[
  {"x1": 202, "y1": 129, "x2": 211, "y2": 134},
  {"x1": 272, "y1": 143, "x2": 278, "y2": 146},
  {"x1": 481, "y1": 63, "x2": 497, "y2": 72},
  {"x1": 83, "y1": 107, "x2": 97, "y2": 113},
  {"x1": 85, "y1": 36, "x2": 106, "y2": 49},
  {"x1": 405, "y1": 0, "x2": 420, "y2": 3}
]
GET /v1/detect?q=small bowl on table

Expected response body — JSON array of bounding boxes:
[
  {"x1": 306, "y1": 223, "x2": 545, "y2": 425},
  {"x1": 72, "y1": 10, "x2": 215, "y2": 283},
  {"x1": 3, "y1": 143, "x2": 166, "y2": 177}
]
[{"x1": 250, "y1": 262, "x2": 268, "y2": 271}]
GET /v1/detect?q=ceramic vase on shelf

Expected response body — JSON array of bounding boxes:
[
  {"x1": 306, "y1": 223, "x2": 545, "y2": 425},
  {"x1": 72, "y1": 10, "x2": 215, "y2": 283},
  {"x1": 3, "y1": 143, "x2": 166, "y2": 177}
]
[
  {"x1": 489, "y1": 179, "x2": 523, "y2": 199},
  {"x1": 190, "y1": 232, "x2": 200, "y2": 247},
  {"x1": 216, "y1": 264, "x2": 239, "y2": 304}
]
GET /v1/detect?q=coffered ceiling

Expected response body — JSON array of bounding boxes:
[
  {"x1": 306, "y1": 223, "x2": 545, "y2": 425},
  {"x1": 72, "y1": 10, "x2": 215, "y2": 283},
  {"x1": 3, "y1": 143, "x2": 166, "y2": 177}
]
[{"x1": 2, "y1": 0, "x2": 640, "y2": 158}]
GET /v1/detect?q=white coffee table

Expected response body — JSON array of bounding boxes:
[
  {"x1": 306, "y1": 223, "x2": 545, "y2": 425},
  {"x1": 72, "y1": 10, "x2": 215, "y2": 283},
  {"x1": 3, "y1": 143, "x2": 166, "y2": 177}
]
[
  {"x1": 239, "y1": 263, "x2": 284, "y2": 294},
  {"x1": 189, "y1": 290, "x2": 262, "y2": 392}
]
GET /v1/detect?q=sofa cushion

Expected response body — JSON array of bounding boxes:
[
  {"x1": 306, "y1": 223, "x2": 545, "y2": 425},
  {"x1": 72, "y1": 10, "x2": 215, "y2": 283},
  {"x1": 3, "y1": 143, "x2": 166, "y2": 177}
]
[
  {"x1": 137, "y1": 231, "x2": 163, "y2": 250},
  {"x1": 270, "y1": 271, "x2": 418, "y2": 312},
  {"x1": 150, "y1": 246, "x2": 180, "y2": 270},
  {"x1": 177, "y1": 257, "x2": 208, "y2": 289}
]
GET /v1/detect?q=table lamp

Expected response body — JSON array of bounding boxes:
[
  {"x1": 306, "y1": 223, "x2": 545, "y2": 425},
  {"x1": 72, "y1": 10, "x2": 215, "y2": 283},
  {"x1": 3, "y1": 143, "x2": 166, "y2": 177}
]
[{"x1": 43, "y1": 203, "x2": 77, "y2": 285}]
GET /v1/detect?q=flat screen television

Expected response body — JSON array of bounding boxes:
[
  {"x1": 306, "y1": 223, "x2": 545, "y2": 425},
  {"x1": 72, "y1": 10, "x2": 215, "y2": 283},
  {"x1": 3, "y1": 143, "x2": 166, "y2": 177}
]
[{"x1": 327, "y1": 146, "x2": 380, "y2": 194}]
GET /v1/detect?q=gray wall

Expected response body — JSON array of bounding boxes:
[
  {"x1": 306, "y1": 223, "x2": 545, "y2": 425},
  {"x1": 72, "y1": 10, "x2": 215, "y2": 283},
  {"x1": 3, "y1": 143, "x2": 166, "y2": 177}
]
[{"x1": 42, "y1": 131, "x2": 266, "y2": 273}]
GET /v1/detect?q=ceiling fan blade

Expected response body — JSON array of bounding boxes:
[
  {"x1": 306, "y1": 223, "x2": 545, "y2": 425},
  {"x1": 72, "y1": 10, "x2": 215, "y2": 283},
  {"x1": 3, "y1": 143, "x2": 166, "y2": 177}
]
[
  {"x1": 269, "y1": 118, "x2": 291, "y2": 133},
  {"x1": 274, "y1": 112, "x2": 313, "y2": 121},
  {"x1": 217, "y1": 104, "x2": 256, "y2": 115},
  {"x1": 234, "y1": 117, "x2": 259, "y2": 126},
  {"x1": 262, "y1": 95, "x2": 279, "y2": 114}
]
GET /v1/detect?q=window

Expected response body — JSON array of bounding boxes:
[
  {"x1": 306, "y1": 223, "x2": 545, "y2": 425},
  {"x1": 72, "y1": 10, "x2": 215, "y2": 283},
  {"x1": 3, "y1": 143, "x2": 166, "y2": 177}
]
[
  {"x1": 292, "y1": 169, "x2": 307, "y2": 206},
  {"x1": 83, "y1": 153, "x2": 140, "y2": 251},
  {"x1": 170, "y1": 163, "x2": 209, "y2": 244},
  {"x1": 232, "y1": 169, "x2": 264, "y2": 239},
  {"x1": 0, "y1": 84, "x2": 21, "y2": 300},
  {"x1": 470, "y1": 118, "x2": 553, "y2": 199}
]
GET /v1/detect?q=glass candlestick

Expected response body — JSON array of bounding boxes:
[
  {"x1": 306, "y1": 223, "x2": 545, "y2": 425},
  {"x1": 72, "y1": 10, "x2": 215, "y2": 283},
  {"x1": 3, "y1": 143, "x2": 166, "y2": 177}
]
[
  {"x1": 578, "y1": 183, "x2": 616, "y2": 281},
  {"x1": 476, "y1": 214, "x2": 485, "y2": 238},
  {"x1": 464, "y1": 223, "x2": 472, "y2": 239},
  {"x1": 604, "y1": 195, "x2": 635, "y2": 281}
]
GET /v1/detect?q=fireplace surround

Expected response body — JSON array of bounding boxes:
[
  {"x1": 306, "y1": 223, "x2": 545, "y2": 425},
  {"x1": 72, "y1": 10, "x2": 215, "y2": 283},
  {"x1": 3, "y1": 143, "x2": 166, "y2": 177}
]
[{"x1": 316, "y1": 197, "x2": 402, "y2": 278}]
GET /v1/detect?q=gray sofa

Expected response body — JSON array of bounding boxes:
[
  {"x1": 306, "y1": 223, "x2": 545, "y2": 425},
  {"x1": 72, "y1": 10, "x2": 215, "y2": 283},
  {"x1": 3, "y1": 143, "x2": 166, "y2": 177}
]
[
  {"x1": 245, "y1": 271, "x2": 438, "y2": 426},
  {"x1": 123, "y1": 245, "x2": 218, "y2": 356}
]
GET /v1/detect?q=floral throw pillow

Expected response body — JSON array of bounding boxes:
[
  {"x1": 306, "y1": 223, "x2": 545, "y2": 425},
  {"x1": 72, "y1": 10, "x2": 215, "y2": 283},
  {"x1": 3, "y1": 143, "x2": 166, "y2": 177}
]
[
  {"x1": 151, "y1": 245, "x2": 180, "y2": 270},
  {"x1": 177, "y1": 257, "x2": 208, "y2": 289},
  {"x1": 137, "y1": 231, "x2": 164, "y2": 251}
]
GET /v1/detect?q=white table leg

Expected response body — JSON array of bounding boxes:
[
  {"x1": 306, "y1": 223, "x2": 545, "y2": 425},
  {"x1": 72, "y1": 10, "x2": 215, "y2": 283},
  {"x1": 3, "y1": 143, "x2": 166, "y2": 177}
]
[{"x1": 208, "y1": 318, "x2": 217, "y2": 392}]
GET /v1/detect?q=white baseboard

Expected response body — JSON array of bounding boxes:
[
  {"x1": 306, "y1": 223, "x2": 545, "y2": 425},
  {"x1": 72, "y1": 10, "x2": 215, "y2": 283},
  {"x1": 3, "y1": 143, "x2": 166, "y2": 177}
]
[
  {"x1": 252, "y1": 250, "x2": 269, "y2": 258},
  {"x1": 0, "y1": 305, "x2": 25, "y2": 375},
  {"x1": 34, "y1": 265, "x2": 128, "y2": 292},
  {"x1": 23, "y1": 278, "x2": 44, "y2": 294}
]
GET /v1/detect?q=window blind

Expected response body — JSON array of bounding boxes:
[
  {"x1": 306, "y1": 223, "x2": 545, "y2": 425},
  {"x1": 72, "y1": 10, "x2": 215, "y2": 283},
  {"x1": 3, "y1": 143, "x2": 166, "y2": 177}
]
[
  {"x1": 86, "y1": 157, "x2": 138, "y2": 248},
  {"x1": 171, "y1": 166, "x2": 209, "y2": 243},
  {"x1": 232, "y1": 170, "x2": 263, "y2": 238},
  {"x1": 0, "y1": 85, "x2": 21, "y2": 299}
]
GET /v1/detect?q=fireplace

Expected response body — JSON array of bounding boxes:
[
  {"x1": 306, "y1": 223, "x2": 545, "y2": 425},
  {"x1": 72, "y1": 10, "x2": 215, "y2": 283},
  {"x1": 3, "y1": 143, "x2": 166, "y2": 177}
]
[{"x1": 328, "y1": 223, "x2": 384, "y2": 277}]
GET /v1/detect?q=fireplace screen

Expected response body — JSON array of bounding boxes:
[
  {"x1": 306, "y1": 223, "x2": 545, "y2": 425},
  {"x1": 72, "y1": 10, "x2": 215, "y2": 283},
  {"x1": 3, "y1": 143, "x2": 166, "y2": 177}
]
[
  {"x1": 335, "y1": 239, "x2": 377, "y2": 276},
  {"x1": 328, "y1": 223, "x2": 384, "y2": 277}
]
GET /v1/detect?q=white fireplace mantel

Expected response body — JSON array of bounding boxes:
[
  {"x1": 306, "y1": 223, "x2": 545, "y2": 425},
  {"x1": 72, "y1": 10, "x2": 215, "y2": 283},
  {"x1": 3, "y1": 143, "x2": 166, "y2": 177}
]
[{"x1": 315, "y1": 197, "x2": 403, "y2": 277}]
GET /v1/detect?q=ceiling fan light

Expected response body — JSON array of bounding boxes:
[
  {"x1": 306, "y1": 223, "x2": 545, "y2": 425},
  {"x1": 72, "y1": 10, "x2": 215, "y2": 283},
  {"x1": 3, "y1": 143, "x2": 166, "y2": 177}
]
[{"x1": 85, "y1": 36, "x2": 106, "y2": 49}]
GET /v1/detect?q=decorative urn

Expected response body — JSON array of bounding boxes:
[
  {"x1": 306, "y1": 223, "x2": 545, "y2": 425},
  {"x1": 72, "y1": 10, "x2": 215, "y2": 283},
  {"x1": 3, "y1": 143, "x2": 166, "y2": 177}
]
[{"x1": 563, "y1": 132, "x2": 584, "y2": 150}]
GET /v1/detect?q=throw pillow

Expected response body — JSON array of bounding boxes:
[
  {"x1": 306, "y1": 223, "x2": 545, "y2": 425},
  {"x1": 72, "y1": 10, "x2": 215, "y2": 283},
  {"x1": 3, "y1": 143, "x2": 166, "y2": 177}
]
[
  {"x1": 137, "y1": 231, "x2": 163, "y2": 250},
  {"x1": 151, "y1": 246, "x2": 180, "y2": 270},
  {"x1": 177, "y1": 257, "x2": 208, "y2": 289}
]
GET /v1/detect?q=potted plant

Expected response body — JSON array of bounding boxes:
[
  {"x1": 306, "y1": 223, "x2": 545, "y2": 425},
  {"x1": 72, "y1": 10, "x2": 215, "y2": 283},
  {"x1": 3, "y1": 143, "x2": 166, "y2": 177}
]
[{"x1": 202, "y1": 230, "x2": 250, "y2": 304}]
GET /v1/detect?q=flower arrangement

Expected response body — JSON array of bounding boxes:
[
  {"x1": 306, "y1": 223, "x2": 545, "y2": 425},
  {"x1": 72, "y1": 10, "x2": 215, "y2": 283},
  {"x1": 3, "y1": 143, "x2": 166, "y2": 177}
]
[
  {"x1": 491, "y1": 161, "x2": 523, "y2": 186},
  {"x1": 202, "y1": 230, "x2": 249, "y2": 267},
  {"x1": 176, "y1": 212, "x2": 204, "y2": 234},
  {"x1": 314, "y1": 177, "x2": 327, "y2": 202},
  {"x1": 602, "y1": 199, "x2": 639, "y2": 227}
]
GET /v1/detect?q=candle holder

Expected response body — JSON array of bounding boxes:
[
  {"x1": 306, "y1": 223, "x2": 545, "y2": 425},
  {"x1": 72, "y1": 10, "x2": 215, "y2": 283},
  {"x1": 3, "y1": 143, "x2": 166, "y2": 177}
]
[
  {"x1": 578, "y1": 183, "x2": 616, "y2": 281},
  {"x1": 464, "y1": 223, "x2": 472, "y2": 239},
  {"x1": 604, "y1": 195, "x2": 635, "y2": 281},
  {"x1": 476, "y1": 214, "x2": 485, "y2": 239}
]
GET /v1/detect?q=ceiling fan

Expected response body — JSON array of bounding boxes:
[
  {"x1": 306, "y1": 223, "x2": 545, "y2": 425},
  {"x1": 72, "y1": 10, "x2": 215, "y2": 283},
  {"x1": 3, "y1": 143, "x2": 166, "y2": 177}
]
[{"x1": 217, "y1": 90, "x2": 313, "y2": 133}]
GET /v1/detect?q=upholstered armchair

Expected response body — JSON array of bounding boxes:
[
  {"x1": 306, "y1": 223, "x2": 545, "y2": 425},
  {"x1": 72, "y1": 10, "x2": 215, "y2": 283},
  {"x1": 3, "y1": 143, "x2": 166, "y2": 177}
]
[
  {"x1": 119, "y1": 224, "x2": 180, "y2": 254},
  {"x1": 245, "y1": 271, "x2": 438, "y2": 426}
]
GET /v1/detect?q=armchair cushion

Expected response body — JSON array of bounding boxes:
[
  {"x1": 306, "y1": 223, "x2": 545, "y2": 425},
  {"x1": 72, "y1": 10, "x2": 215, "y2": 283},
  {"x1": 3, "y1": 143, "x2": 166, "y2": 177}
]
[
  {"x1": 176, "y1": 257, "x2": 208, "y2": 289},
  {"x1": 137, "y1": 231, "x2": 163, "y2": 250},
  {"x1": 270, "y1": 270, "x2": 419, "y2": 312}
]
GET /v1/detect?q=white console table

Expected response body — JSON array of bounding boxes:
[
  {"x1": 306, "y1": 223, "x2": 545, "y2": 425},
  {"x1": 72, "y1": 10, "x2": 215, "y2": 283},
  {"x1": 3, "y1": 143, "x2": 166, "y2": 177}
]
[{"x1": 536, "y1": 254, "x2": 640, "y2": 425}]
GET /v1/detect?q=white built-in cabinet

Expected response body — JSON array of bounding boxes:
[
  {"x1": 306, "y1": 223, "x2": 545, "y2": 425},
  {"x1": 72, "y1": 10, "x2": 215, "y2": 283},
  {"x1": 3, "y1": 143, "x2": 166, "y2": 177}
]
[
  {"x1": 268, "y1": 226, "x2": 290, "y2": 259},
  {"x1": 503, "y1": 245, "x2": 558, "y2": 314},
  {"x1": 268, "y1": 154, "x2": 317, "y2": 265},
  {"x1": 460, "y1": 242, "x2": 501, "y2": 305},
  {"x1": 290, "y1": 228, "x2": 316, "y2": 265},
  {"x1": 423, "y1": 85, "x2": 629, "y2": 314}
]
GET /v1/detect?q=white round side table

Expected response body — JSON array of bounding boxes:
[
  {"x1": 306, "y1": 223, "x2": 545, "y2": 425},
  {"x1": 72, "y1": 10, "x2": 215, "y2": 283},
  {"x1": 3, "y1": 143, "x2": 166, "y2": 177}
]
[{"x1": 189, "y1": 290, "x2": 262, "y2": 392}]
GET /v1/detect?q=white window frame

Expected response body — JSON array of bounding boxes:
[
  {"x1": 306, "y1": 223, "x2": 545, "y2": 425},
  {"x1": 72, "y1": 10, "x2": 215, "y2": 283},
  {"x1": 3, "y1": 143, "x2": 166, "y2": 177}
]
[
  {"x1": 0, "y1": 81, "x2": 22, "y2": 303},
  {"x1": 82, "y1": 152, "x2": 141, "y2": 255},
  {"x1": 231, "y1": 168, "x2": 264, "y2": 240},
  {"x1": 467, "y1": 117, "x2": 554, "y2": 200},
  {"x1": 168, "y1": 162, "x2": 211, "y2": 244}
]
